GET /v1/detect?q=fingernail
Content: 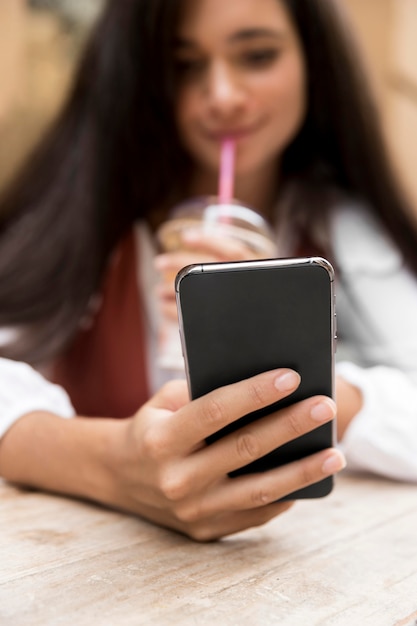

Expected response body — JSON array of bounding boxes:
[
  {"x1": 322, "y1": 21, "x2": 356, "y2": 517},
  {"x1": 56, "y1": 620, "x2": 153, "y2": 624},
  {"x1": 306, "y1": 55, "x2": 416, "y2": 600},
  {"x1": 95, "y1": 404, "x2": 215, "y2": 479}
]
[
  {"x1": 154, "y1": 256, "x2": 168, "y2": 269},
  {"x1": 274, "y1": 370, "x2": 300, "y2": 392},
  {"x1": 182, "y1": 229, "x2": 201, "y2": 242},
  {"x1": 310, "y1": 398, "x2": 336, "y2": 422},
  {"x1": 322, "y1": 451, "x2": 346, "y2": 474}
]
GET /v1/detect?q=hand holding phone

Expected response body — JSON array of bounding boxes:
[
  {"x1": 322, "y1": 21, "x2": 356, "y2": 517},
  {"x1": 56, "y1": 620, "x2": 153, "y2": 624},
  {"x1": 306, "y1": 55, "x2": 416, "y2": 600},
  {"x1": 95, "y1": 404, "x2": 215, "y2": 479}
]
[
  {"x1": 125, "y1": 368, "x2": 341, "y2": 540},
  {"x1": 176, "y1": 257, "x2": 337, "y2": 499}
]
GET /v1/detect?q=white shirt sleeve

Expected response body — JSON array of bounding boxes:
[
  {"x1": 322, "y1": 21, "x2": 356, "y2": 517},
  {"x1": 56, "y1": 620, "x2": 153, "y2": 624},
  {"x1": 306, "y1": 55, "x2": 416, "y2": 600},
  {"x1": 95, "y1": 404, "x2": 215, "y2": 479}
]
[
  {"x1": 333, "y1": 204, "x2": 417, "y2": 482},
  {"x1": 0, "y1": 357, "x2": 75, "y2": 438},
  {"x1": 337, "y1": 361, "x2": 417, "y2": 482}
]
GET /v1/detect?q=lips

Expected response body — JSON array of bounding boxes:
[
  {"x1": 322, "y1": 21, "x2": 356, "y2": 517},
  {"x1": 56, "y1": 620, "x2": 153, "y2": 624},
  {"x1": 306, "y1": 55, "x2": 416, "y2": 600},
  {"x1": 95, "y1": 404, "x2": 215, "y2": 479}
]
[{"x1": 203, "y1": 123, "x2": 260, "y2": 141}]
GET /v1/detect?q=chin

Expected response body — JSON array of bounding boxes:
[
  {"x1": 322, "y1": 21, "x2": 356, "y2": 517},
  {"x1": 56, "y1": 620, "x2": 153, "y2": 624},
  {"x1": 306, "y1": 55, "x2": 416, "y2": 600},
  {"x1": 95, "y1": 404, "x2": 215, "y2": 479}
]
[{"x1": 234, "y1": 156, "x2": 268, "y2": 178}]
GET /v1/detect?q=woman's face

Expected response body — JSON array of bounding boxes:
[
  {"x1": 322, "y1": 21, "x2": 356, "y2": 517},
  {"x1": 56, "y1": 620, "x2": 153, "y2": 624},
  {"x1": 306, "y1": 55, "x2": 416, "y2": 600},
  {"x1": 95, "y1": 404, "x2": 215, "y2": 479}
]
[{"x1": 174, "y1": 0, "x2": 306, "y2": 179}]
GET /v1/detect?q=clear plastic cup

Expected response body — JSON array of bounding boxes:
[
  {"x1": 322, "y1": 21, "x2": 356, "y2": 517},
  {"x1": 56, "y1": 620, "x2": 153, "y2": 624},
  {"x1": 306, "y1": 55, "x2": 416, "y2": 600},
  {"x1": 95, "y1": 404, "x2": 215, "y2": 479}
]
[{"x1": 156, "y1": 196, "x2": 277, "y2": 371}]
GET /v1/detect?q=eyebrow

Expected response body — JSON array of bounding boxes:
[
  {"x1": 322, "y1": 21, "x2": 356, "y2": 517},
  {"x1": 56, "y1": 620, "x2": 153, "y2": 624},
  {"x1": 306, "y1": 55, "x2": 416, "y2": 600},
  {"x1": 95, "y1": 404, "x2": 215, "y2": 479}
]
[
  {"x1": 175, "y1": 28, "x2": 285, "y2": 49},
  {"x1": 229, "y1": 28, "x2": 285, "y2": 43}
]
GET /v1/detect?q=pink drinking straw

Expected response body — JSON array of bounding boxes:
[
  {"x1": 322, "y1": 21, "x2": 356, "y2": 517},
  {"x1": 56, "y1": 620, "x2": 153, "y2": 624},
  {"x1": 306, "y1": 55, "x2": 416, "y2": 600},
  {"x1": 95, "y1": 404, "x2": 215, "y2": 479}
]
[{"x1": 218, "y1": 138, "x2": 236, "y2": 203}]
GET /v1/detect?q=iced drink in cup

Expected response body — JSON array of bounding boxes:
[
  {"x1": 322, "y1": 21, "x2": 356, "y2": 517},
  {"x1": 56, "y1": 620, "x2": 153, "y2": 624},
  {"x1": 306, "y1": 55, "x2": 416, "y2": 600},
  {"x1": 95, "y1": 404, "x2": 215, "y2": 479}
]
[
  {"x1": 155, "y1": 140, "x2": 277, "y2": 370},
  {"x1": 156, "y1": 199, "x2": 277, "y2": 370},
  {"x1": 157, "y1": 198, "x2": 277, "y2": 256}
]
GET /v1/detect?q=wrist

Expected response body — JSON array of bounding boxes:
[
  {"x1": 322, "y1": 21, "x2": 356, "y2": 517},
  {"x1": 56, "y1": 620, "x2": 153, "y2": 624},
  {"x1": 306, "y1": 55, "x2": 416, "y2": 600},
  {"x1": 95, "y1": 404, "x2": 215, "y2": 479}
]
[
  {"x1": 335, "y1": 376, "x2": 363, "y2": 440},
  {"x1": 0, "y1": 411, "x2": 130, "y2": 509},
  {"x1": 94, "y1": 415, "x2": 135, "y2": 509}
]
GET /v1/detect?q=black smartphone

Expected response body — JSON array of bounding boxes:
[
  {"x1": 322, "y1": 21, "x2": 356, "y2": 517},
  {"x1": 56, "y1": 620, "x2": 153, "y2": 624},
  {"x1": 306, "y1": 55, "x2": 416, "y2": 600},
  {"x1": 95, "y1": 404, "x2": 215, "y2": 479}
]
[{"x1": 175, "y1": 257, "x2": 337, "y2": 499}]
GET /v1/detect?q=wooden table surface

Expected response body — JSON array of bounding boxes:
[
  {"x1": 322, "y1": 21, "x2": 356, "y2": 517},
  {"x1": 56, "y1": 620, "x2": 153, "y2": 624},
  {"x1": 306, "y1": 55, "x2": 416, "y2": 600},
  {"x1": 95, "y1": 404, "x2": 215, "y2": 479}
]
[{"x1": 1, "y1": 472, "x2": 417, "y2": 626}]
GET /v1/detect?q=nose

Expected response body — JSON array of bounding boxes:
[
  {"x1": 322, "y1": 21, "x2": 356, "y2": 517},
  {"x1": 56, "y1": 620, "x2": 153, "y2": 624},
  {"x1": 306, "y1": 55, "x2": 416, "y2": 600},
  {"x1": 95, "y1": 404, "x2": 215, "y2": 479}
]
[{"x1": 205, "y1": 61, "x2": 245, "y2": 116}]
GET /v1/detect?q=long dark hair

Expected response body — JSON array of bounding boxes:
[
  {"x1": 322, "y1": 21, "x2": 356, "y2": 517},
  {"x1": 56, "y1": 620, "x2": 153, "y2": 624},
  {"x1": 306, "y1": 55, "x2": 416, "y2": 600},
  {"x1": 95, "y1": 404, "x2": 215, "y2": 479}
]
[{"x1": 0, "y1": 0, "x2": 416, "y2": 364}]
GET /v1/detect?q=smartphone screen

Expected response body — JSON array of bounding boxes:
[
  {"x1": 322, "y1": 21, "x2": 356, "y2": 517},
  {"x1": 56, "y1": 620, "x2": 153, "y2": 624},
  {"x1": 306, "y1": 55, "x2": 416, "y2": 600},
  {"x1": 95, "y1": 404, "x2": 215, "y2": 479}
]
[{"x1": 176, "y1": 257, "x2": 336, "y2": 499}]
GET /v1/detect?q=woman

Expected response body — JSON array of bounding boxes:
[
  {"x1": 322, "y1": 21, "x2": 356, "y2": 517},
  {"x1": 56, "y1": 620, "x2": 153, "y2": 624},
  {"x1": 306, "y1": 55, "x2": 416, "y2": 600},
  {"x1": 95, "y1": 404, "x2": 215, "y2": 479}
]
[{"x1": 0, "y1": 0, "x2": 415, "y2": 540}]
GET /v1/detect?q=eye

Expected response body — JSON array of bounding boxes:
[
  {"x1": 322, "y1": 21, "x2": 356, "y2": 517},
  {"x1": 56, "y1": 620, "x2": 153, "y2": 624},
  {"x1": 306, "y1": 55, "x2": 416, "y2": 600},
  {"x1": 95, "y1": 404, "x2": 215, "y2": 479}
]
[
  {"x1": 241, "y1": 48, "x2": 280, "y2": 68},
  {"x1": 174, "y1": 57, "x2": 206, "y2": 80}
]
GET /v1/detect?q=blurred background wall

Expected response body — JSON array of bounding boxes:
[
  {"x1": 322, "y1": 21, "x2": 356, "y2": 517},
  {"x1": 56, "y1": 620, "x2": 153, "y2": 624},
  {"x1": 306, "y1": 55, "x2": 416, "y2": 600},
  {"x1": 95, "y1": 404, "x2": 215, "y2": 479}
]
[
  {"x1": 0, "y1": 0, "x2": 103, "y2": 190},
  {"x1": 0, "y1": 0, "x2": 416, "y2": 210},
  {"x1": 343, "y1": 0, "x2": 417, "y2": 213}
]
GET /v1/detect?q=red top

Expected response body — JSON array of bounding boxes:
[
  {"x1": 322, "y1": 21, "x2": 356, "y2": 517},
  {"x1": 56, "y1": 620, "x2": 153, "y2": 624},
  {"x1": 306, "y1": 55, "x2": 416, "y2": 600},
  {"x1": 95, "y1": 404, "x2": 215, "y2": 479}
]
[
  {"x1": 52, "y1": 225, "x2": 321, "y2": 419},
  {"x1": 53, "y1": 230, "x2": 150, "y2": 418}
]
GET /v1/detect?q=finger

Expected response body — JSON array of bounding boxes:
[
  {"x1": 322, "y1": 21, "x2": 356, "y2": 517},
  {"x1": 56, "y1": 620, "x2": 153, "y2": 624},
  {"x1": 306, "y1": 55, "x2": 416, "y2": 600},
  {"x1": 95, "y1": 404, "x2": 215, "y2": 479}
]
[
  {"x1": 155, "y1": 281, "x2": 177, "y2": 301},
  {"x1": 126, "y1": 494, "x2": 293, "y2": 541},
  {"x1": 177, "y1": 448, "x2": 346, "y2": 522},
  {"x1": 177, "y1": 501, "x2": 294, "y2": 542},
  {"x1": 180, "y1": 230, "x2": 259, "y2": 260},
  {"x1": 159, "y1": 300, "x2": 179, "y2": 321},
  {"x1": 154, "y1": 282, "x2": 178, "y2": 321},
  {"x1": 160, "y1": 368, "x2": 301, "y2": 454},
  {"x1": 186, "y1": 395, "x2": 336, "y2": 485},
  {"x1": 154, "y1": 232, "x2": 260, "y2": 274},
  {"x1": 155, "y1": 251, "x2": 220, "y2": 277},
  {"x1": 147, "y1": 379, "x2": 190, "y2": 413}
]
